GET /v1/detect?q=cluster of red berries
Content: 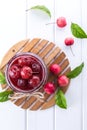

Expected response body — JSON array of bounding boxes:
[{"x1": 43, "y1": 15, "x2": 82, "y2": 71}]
[
  {"x1": 56, "y1": 17, "x2": 74, "y2": 46},
  {"x1": 47, "y1": 17, "x2": 74, "y2": 51},
  {"x1": 44, "y1": 64, "x2": 69, "y2": 94},
  {"x1": 8, "y1": 56, "x2": 42, "y2": 90}
]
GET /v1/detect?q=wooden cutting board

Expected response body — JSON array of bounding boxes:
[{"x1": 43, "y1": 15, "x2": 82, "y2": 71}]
[{"x1": 0, "y1": 38, "x2": 71, "y2": 110}]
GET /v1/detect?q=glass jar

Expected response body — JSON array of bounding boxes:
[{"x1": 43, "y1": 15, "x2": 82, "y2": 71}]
[{"x1": 5, "y1": 52, "x2": 48, "y2": 93}]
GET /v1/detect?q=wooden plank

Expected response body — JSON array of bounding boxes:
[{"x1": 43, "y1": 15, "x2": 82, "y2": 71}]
[
  {"x1": 21, "y1": 88, "x2": 43, "y2": 109},
  {"x1": 51, "y1": 52, "x2": 66, "y2": 65},
  {"x1": 30, "y1": 93, "x2": 50, "y2": 110},
  {"x1": 41, "y1": 96, "x2": 55, "y2": 110},
  {"x1": 39, "y1": 42, "x2": 55, "y2": 58},
  {"x1": 44, "y1": 47, "x2": 61, "y2": 65},
  {"x1": 22, "y1": 97, "x2": 36, "y2": 109},
  {"x1": 1, "y1": 84, "x2": 7, "y2": 89},
  {"x1": 59, "y1": 59, "x2": 69, "y2": 74},
  {"x1": 30, "y1": 40, "x2": 48, "y2": 54},
  {"x1": 14, "y1": 97, "x2": 27, "y2": 106},
  {"x1": 22, "y1": 38, "x2": 41, "y2": 52},
  {"x1": 0, "y1": 39, "x2": 29, "y2": 69}
]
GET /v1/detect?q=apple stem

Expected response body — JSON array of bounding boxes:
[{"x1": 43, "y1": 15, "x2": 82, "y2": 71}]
[
  {"x1": 70, "y1": 46, "x2": 75, "y2": 56},
  {"x1": 46, "y1": 22, "x2": 56, "y2": 25}
]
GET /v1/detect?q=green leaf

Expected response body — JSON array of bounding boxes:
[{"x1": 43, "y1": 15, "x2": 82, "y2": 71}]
[
  {"x1": 29, "y1": 5, "x2": 51, "y2": 18},
  {"x1": 0, "y1": 90, "x2": 13, "y2": 102},
  {"x1": 71, "y1": 23, "x2": 87, "y2": 38},
  {"x1": 67, "y1": 62, "x2": 84, "y2": 79},
  {"x1": 0, "y1": 72, "x2": 6, "y2": 84},
  {"x1": 55, "y1": 89, "x2": 67, "y2": 109}
]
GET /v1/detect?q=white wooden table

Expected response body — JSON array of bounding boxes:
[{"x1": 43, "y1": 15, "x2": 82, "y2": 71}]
[{"x1": 0, "y1": 0, "x2": 87, "y2": 130}]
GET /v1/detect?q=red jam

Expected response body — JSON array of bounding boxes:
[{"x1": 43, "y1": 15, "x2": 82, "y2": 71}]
[{"x1": 5, "y1": 53, "x2": 47, "y2": 93}]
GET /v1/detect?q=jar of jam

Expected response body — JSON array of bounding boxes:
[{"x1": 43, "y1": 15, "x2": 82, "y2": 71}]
[{"x1": 5, "y1": 52, "x2": 48, "y2": 93}]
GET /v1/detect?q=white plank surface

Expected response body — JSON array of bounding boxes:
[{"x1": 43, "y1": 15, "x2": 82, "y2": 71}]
[
  {"x1": 0, "y1": 0, "x2": 87, "y2": 130},
  {"x1": 26, "y1": 0, "x2": 55, "y2": 130},
  {"x1": 54, "y1": 0, "x2": 83, "y2": 130},
  {"x1": 0, "y1": 1, "x2": 26, "y2": 130},
  {"x1": 81, "y1": 0, "x2": 87, "y2": 129}
]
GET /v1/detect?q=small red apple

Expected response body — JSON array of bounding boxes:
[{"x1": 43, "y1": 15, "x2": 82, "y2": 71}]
[
  {"x1": 57, "y1": 75, "x2": 69, "y2": 87},
  {"x1": 50, "y1": 64, "x2": 61, "y2": 75},
  {"x1": 44, "y1": 82, "x2": 56, "y2": 94}
]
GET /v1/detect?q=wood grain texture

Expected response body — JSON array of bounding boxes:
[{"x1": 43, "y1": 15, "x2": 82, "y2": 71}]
[
  {"x1": 0, "y1": 38, "x2": 71, "y2": 110},
  {"x1": 0, "y1": 39, "x2": 29, "y2": 69}
]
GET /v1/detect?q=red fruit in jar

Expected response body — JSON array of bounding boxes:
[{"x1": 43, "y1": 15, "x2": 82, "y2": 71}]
[
  {"x1": 28, "y1": 75, "x2": 40, "y2": 87},
  {"x1": 50, "y1": 64, "x2": 61, "y2": 75},
  {"x1": 25, "y1": 57, "x2": 32, "y2": 66},
  {"x1": 57, "y1": 75, "x2": 69, "y2": 87},
  {"x1": 9, "y1": 65, "x2": 21, "y2": 79},
  {"x1": 64, "y1": 37, "x2": 74, "y2": 46},
  {"x1": 18, "y1": 58, "x2": 26, "y2": 66},
  {"x1": 32, "y1": 63, "x2": 41, "y2": 72},
  {"x1": 21, "y1": 66, "x2": 32, "y2": 79},
  {"x1": 18, "y1": 57, "x2": 32, "y2": 66},
  {"x1": 17, "y1": 79, "x2": 27, "y2": 87},
  {"x1": 44, "y1": 82, "x2": 55, "y2": 94},
  {"x1": 56, "y1": 17, "x2": 67, "y2": 28}
]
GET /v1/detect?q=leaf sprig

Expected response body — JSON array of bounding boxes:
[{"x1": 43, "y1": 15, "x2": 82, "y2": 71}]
[
  {"x1": 27, "y1": 5, "x2": 51, "y2": 18},
  {"x1": 55, "y1": 89, "x2": 67, "y2": 109},
  {"x1": 67, "y1": 62, "x2": 84, "y2": 79},
  {"x1": 0, "y1": 90, "x2": 13, "y2": 102},
  {"x1": 71, "y1": 23, "x2": 87, "y2": 38},
  {"x1": 0, "y1": 72, "x2": 6, "y2": 84}
]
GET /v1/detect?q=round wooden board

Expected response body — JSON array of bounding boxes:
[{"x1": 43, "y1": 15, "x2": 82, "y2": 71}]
[{"x1": 0, "y1": 38, "x2": 71, "y2": 110}]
